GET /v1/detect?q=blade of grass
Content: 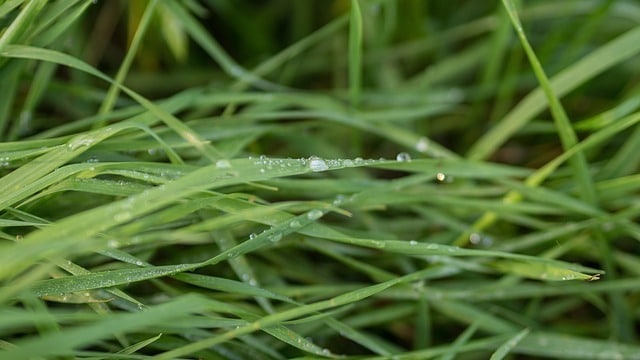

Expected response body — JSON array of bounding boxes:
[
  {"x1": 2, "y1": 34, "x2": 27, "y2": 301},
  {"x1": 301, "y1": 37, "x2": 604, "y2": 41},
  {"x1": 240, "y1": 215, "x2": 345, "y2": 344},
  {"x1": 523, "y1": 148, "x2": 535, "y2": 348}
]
[{"x1": 349, "y1": 0, "x2": 363, "y2": 107}]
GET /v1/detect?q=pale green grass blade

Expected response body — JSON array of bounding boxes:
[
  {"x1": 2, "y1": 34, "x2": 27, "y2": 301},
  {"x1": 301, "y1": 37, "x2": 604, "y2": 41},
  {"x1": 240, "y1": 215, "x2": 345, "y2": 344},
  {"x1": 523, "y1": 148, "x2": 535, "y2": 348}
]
[
  {"x1": 0, "y1": 294, "x2": 211, "y2": 359},
  {"x1": 501, "y1": 0, "x2": 595, "y2": 203},
  {"x1": 0, "y1": 0, "x2": 46, "y2": 55},
  {"x1": 468, "y1": 24, "x2": 640, "y2": 160}
]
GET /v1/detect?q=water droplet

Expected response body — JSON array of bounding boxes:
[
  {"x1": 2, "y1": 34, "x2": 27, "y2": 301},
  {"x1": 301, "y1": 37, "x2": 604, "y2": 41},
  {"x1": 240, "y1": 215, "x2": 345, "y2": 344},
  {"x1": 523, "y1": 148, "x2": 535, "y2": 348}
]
[
  {"x1": 396, "y1": 152, "x2": 411, "y2": 162},
  {"x1": 289, "y1": 220, "x2": 301, "y2": 228},
  {"x1": 268, "y1": 233, "x2": 282, "y2": 243},
  {"x1": 415, "y1": 137, "x2": 429, "y2": 152},
  {"x1": 343, "y1": 159, "x2": 354, "y2": 167},
  {"x1": 436, "y1": 172, "x2": 446, "y2": 182},
  {"x1": 409, "y1": 240, "x2": 418, "y2": 246},
  {"x1": 309, "y1": 157, "x2": 328, "y2": 172},
  {"x1": 333, "y1": 194, "x2": 347, "y2": 206},
  {"x1": 354, "y1": 157, "x2": 364, "y2": 165},
  {"x1": 216, "y1": 159, "x2": 231, "y2": 169},
  {"x1": 249, "y1": 233, "x2": 257, "y2": 240},
  {"x1": 241, "y1": 273, "x2": 250, "y2": 281},
  {"x1": 321, "y1": 348, "x2": 331, "y2": 355},
  {"x1": 259, "y1": 168, "x2": 265, "y2": 173},
  {"x1": 67, "y1": 135, "x2": 95, "y2": 151},
  {"x1": 469, "y1": 233, "x2": 482, "y2": 244},
  {"x1": 107, "y1": 239, "x2": 118, "y2": 248},
  {"x1": 307, "y1": 209, "x2": 323, "y2": 220},
  {"x1": 248, "y1": 279, "x2": 257, "y2": 286}
]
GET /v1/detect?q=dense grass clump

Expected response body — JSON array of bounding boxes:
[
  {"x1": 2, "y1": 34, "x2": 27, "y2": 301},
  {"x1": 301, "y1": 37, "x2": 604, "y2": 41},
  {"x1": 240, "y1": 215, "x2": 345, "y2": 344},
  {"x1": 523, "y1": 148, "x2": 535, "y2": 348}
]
[{"x1": 1, "y1": 1, "x2": 640, "y2": 359}]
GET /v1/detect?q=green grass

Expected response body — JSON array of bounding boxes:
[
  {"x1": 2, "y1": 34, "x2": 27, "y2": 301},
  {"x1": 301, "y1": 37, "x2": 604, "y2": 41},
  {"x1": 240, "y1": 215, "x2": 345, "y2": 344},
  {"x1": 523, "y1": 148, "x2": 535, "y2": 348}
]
[{"x1": 1, "y1": 0, "x2": 640, "y2": 359}]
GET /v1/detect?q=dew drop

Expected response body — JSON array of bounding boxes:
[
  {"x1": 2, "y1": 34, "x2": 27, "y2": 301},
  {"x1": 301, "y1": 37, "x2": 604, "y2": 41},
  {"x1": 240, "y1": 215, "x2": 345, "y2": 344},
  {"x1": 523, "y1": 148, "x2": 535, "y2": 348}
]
[
  {"x1": 333, "y1": 194, "x2": 347, "y2": 206},
  {"x1": 415, "y1": 137, "x2": 429, "y2": 152},
  {"x1": 396, "y1": 152, "x2": 412, "y2": 162},
  {"x1": 309, "y1": 157, "x2": 328, "y2": 172},
  {"x1": 354, "y1": 157, "x2": 364, "y2": 165},
  {"x1": 67, "y1": 135, "x2": 95, "y2": 151},
  {"x1": 343, "y1": 159, "x2": 354, "y2": 167},
  {"x1": 249, "y1": 233, "x2": 257, "y2": 240},
  {"x1": 307, "y1": 209, "x2": 323, "y2": 220},
  {"x1": 268, "y1": 233, "x2": 282, "y2": 243},
  {"x1": 409, "y1": 240, "x2": 418, "y2": 246},
  {"x1": 248, "y1": 279, "x2": 257, "y2": 286},
  {"x1": 469, "y1": 233, "x2": 482, "y2": 244},
  {"x1": 216, "y1": 159, "x2": 231, "y2": 169},
  {"x1": 436, "y1": 172, "x2": 446, "y2": 182},
  {"x1": 289, "y1": 219, "x2": 302, "y2": 228}
]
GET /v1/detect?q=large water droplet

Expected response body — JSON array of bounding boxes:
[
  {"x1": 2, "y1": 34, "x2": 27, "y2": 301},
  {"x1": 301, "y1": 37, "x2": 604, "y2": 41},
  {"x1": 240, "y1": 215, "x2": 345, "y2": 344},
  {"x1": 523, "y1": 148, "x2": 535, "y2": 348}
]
[
  {"x1": 216, "y1": 159, "x2": 231, "y2": 169},
  {"x1": 268, "y1": 233, "x2": 282, "y2": 243},
  {"x1": 469, "y1": 233, "x2": 482, "y2": 244},
  {"x1": 307, "y1": 209, "x2": 324, "y2": 220},
  {"x1": 396, "y1": 152, "x2": 411, "y2": 162},
  {"x1": 308, "y1": 157, "x2": 328, "y2": 172},
  {"x1": 415, "y1": 137, "x2": 429, "y2": 152},
  {"x1": 436, "y1": 172, "x2": 446, "y2": 182},
  {"x1": 67, "y1": 135, "x2": 95, "y2": 151}
]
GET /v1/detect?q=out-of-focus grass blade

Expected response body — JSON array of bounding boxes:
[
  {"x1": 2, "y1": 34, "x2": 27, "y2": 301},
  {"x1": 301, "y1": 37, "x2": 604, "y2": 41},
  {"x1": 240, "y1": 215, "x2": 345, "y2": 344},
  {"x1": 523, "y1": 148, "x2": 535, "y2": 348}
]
[
  {"x1": 0, "y1": 294, "x2": 211, "y2": 360},
  {"x1": 490, "y1": 328, "x2": 529, "y2": 360},
  {"x1": 468, "y1": 24, "x2": 640, "y2": 160},
  {"x1": 173, "y1": 273, "x2": 293, "y2": 303},
  {"x1": 349, "y1": 0, "x2": 363, "y2": 107},
  {"x1": 154, "y1": 267, "x2": 441, "y2": 359},
  {"x1": 436, "y1": 321, "x2": 480, "y2": 360},
  {"x1": 117, "y1": 333, "x2": 162, "y2": 355},
  {"x1": 514, "y1": 331, "x2": 640, "y2": 359},
  {"x1": 0, "y1": 44, "x2": 219, "y2": 161}
]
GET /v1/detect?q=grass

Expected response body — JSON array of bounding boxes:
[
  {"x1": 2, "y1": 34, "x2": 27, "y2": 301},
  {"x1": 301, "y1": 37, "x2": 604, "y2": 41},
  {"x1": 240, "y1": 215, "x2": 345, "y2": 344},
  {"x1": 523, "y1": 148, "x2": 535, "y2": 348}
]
[{"x1": 1, "y1": 0, "x2": 640, "y2": 358}]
